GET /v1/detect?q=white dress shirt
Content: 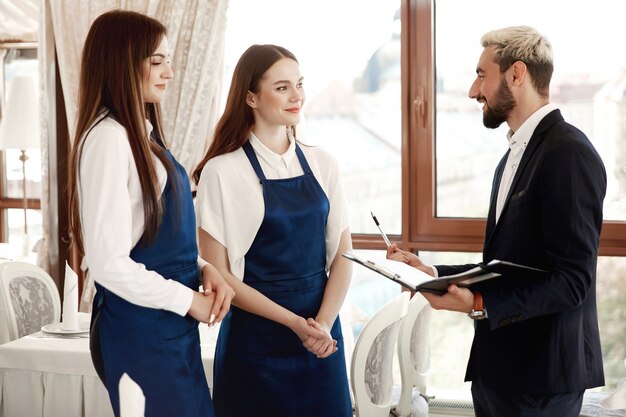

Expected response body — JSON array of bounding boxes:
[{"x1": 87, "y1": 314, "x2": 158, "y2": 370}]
[
  {"x1": 78, "y1": 113, "x2": 193, "y2": 316},
  {"x1": 495, "y1": 103, "x2": 557, "y2": 223},
  {"x1": 195, "y1": 132, "x2": 350, "y2": 280}
]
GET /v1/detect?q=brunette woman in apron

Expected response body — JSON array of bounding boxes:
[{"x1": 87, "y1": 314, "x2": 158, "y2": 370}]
[
  {"x1": 68, "y1": 10, "x2": 233, "y2": 417},
  {"x1": 194, "y1": 44, "x2": 353, "y2": 417}
]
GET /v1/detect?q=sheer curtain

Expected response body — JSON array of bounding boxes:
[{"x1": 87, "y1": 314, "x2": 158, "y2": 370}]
[
  {"x1": 49, "y1": 0, "x2": 228, "y2": 170},
  {"x1": 39, "y1": 0, "x2": 228, "y2": 277}
]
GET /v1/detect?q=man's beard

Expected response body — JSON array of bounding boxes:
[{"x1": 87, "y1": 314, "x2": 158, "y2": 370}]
[{"x1": 482, "y1": 77, "x2": 515, "y2": 129}]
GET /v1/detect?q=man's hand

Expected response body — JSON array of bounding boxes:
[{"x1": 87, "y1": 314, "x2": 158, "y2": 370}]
[
  {"x1": 421, "y1": 284, "x2": 474, "y2": 313},
  {"x1": 386, "y1": 244, "x2": 434, "y2": 276}
]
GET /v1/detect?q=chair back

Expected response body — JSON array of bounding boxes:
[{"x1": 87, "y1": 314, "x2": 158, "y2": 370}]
[
  {"x1": 0, "y1": 262, "x2": 60, "y2": 343},
  {"x1": 351, "y1": 291, "x2": 410, "y2": 417},
  {"x1": 394, "y1": 292, "x2": 432, "y2": 417}
]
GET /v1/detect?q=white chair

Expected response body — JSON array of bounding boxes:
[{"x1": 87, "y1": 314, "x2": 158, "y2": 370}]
[
  {"x1": 351, "y1": 291, "x2": 410, "y2": 417},
  {"x1": 393, "y1": 292, "x2": 432, "y2": 417},
  {"x1": 580, "y1": 357, "x2": 626, "y2": 416},
  {"x1": 0, "y1": 261, "x2": 60, "y2": 343}
]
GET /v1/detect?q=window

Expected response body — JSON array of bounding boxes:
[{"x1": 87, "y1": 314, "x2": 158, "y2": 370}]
[
  {"x1": 0, "y1": 44, "x2": 42, "y2": 255},
  {"x1": 223, "y1": 0, "x2": 626, "y2": 398},
  {"x1": 413, "y1": 0, "x2": 626, "y2": 252},
  {"x1": 222, "y1": 0, "x2": 402, "y2": 237}
]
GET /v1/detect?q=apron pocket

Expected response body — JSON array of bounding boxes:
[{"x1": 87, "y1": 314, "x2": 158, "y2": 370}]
[{"x1": 156, "y1": 310, "x2": 199, "y2": 343}]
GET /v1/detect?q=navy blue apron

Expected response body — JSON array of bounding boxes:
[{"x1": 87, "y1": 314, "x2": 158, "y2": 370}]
[
  {"x1": 212, "y1": 141, "x2": 352, "y2": 417},
  {"x1": 90, "y1": 148, "x2": 215, "y2": 417}
]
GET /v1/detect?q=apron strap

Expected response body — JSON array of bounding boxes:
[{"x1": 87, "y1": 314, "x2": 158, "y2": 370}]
[
  {"x1": 243, "y1": 141, "x2": 266, "y2": 181},
  {"x1": 294, "y1": 144, "x2": 313, "y2": 175}
]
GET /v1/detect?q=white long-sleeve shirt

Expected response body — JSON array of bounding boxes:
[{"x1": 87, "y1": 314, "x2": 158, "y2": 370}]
[{"x1": 78, "y1": 113, "x2": 194, "y2": 316}]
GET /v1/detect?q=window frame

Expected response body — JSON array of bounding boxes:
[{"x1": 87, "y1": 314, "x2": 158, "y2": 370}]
[
  {"x1": 352, "y1": 0, "x2": 626, "y2": 256},
  {"x1": 0, "y1": 42, "x2": 42, "y2": 243}
]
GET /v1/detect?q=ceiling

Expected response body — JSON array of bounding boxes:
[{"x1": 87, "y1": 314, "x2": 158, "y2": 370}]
[{"x1": 0, "y1": 0, "x2": 38, "y2": 43}]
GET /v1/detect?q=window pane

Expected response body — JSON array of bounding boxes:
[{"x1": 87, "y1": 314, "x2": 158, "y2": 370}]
[
  {"x1": 346, "y1": 249, "x2": 402, "y2": 320},
  {"x1": 596, "y1": 256, "x2": 626, "y2": 390},
  {"x1": 1, "y1": 47, "x2": 41, "y2": 247},
  {"x1": 2, "y1": 149, "x2": 42, "y2": 199},
  {"x1": 435, "y1": 0, "x2": 626, "y2": 221},
  {"x1": 418, "y1": 251, "x2": 481, "y2": 399},
  {"x1": 223, "y1": 0, "x2": 402, "y2": 234},
  {"x1": 2, "y1": 47, "x2": 38, "y2": 122},
  {"x1": 5, "y1": 208, "x2": 42, "y2": 259}
]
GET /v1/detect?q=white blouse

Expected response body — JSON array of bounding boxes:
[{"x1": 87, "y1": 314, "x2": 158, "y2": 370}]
[
  {"x1": 78, "y1": 113, "x2": 194, "y2": 316},
  {"x1": 195, "y1": 132, "x2": 349, "y2": 280}
]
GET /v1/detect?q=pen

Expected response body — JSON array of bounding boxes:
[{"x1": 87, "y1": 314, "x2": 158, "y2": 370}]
[{"x1": 370, "y1": 211, "x2": 392, "y2": 247}]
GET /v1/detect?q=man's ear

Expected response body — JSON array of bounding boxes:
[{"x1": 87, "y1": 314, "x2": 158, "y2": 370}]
[
  {"x1": 510, "y1": 61, "x2": 527, "y2": 86},
  {"x1": 246, "y1": 91, "x2": 257, "y2": 108}
]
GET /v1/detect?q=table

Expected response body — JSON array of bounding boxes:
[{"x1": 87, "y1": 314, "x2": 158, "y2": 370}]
[{"x1": 0, "y1": 321, "x2": 218, "y2": 417}]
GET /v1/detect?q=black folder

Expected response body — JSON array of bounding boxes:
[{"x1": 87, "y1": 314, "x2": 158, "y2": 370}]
[{"x1": 343, "y1": 251, "x2": 548, "y2": 295}]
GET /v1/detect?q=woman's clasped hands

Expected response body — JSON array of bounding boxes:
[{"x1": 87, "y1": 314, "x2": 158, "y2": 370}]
[{"x1": 290, "y1": 315, "x2": 338, "y2": 359}]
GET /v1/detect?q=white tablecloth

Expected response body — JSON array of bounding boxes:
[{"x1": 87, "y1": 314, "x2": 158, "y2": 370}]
[{"x1": 0, "y1": 322, "x2": 218, "y2": 417}]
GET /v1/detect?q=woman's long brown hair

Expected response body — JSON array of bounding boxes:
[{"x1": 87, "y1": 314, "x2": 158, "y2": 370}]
[
  {"x1": 192, "y1": 44, "x2": 298, "y2": 184},
  {"x1": 67, "y1": 10, "x2": 177, "y2": 255}
]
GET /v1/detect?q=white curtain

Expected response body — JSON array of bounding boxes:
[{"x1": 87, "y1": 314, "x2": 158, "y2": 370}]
[
  {"x1": 38, "y1": 0, "x2": 228, "y2": 274},
  {"x1": 0, "y1": 0, "x2": 38, "y2": 42}
]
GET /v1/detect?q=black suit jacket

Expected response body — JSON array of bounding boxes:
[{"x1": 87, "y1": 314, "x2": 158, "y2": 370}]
[{"x1": 437, "y1": 109, "x2": 606, "y2": 393}]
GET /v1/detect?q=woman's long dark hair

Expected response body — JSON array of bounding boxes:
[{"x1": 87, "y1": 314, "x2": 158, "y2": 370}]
[
  {"x1": 68, "y1": 9, "x2": 177, "y2": 255},
  {"x1": 192, "y1": 44, "x2": 298, "y2": 184}
]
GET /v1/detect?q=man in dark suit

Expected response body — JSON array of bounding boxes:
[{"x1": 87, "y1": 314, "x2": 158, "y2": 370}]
[{"x1": 388, "y1": 26, "x2": 606, "y2": 416}]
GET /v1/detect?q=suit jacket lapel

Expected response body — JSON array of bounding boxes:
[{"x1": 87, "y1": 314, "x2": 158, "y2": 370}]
[
  {"x1": 485, "y1": 152, "x2": 507, "y2": 244},
  {"x1": 483, "y1": 109, "x2": 564, "y2": 252}
]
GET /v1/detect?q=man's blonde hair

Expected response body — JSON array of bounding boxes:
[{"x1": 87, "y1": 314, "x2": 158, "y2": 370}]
[{"x1": 481, "y1": 26, "x2": 553, "y2": 98}]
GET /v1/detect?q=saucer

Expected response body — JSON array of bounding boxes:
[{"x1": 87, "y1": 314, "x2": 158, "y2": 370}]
[{"x1": 41, "y1": 321, "x2": 90, "y2": 335}]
